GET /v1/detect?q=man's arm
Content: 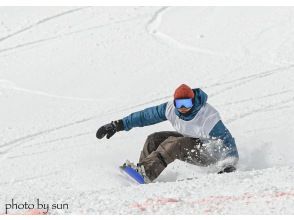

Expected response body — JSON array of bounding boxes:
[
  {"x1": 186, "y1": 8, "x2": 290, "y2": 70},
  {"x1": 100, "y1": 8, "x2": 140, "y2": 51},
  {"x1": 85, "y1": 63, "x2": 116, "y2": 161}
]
[
  {"x1": 122, "y1": 102, "x2": 168, "y2": 131},
  {"x1": 209, "y1": 120, "x2": 239, "y2": 158},
  {"x1": 96, "y1": 102, "x2": 168, "y2": 139}
]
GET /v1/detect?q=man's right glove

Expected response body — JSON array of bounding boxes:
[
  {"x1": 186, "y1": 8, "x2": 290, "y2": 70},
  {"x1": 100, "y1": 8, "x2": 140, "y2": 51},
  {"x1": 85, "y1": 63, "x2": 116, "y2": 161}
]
[{"x1": 96, "y1": 120, "x2": 124, "y2": 139}]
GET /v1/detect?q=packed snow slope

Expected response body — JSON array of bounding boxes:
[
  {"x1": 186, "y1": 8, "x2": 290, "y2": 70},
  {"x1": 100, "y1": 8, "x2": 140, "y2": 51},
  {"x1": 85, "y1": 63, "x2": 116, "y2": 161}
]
[{"x1": 1, "y1": 7, "x2": 294, "y2": 214}]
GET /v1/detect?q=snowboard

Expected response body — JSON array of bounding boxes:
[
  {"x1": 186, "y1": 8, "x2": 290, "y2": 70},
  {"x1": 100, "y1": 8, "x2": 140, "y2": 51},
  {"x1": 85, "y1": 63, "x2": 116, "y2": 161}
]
[{"x1": 119, "y1": 164, "x2": 146, "y2": 184}]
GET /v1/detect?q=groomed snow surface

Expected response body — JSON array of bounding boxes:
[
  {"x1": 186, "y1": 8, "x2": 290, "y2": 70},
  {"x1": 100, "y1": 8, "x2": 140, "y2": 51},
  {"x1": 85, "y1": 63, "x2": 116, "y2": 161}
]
[{"x1": 0, "y1": 7, "x2": 294, "y2": 214}]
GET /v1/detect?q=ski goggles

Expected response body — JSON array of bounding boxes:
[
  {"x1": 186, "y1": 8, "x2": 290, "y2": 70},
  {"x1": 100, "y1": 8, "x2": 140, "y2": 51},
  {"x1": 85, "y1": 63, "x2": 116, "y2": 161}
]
[{"x1": 174, "y1": 98, "x2": 193, "y2": 109}]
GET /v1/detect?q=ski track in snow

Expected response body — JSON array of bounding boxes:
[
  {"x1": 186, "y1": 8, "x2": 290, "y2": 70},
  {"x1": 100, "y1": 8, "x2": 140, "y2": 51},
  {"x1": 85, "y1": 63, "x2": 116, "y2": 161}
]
[
  {"x1": 146, "y1": 7, "x2": 229, "y2": 58},
  {"x1": 0, "y1": 131, "x2": 93, "y2": 160},
  {"x1": 0, "y1": 80, "x2": 107, "y2": 102},
  {"x1": 0, "y1": 13, "x2": 150, "y2": 56},
  {"x1": 0, "y1": 7, "x2": 90, "y2": 43},
  {"x1": 218, "y1": 90, "x2": 292, "y2": 107},
  {"x1": 209, "y1": 64, "x2": 294, "y2": 98},
  {"x1": 205, "y1": 64, "x2": 294, "y2": 89},
  {"x1": 0, "y1": 116, "x2": 96, "y2": 160},
  {"x1": 227, "y1": 96, "x2": 294, "y2": 124}
]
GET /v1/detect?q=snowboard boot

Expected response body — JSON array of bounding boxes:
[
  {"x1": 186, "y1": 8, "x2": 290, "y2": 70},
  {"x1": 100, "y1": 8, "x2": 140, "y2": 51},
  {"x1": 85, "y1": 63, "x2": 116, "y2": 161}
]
[
  {"x1": 122, "y1": 160, "x2": 151, "y2": 183},
  {"x1": 217, "y1": 165, "x2": 236, "y2": 174}
]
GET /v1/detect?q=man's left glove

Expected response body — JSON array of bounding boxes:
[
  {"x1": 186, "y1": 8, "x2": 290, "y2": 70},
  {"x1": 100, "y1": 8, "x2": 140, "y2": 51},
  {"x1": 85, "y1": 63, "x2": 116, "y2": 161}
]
[{"x1": 96, "y1": 120, "x2": 124, "y2": 139}]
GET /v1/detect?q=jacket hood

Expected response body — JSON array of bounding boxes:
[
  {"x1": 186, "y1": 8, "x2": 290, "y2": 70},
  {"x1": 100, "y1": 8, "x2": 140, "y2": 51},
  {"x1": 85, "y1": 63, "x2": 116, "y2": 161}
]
[{"x1": 175, "y1": 88, "x2": 208, "y2": 121}]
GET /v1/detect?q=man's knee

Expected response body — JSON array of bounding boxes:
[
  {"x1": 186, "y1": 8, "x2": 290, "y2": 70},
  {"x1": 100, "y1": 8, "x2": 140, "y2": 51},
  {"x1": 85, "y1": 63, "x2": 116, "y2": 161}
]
[
  {"x1": 142, "y1": 132, "x2": 174, "y2": 160},
  {"x1": 144, "y1": 132, "x2": 165, "y2": 151},
  {"x1": 158, "y1": 136, "x2": 196, "y2": 162},
  {"x1": 146, "y1": 132, "x2": 163, "y2": 143},
  {"x1": 164, "y1": 136, "x2": 196, "y2": 150}
]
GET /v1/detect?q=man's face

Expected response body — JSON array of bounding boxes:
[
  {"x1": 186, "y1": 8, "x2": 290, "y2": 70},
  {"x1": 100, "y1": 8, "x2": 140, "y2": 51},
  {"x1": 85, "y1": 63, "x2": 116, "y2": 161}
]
[
  {"x1": 178, "y1": 107, "x2": 191, "y2": 114},
  {"x1": 174, "y1": 98, "x2": 193, "y2": 114}
]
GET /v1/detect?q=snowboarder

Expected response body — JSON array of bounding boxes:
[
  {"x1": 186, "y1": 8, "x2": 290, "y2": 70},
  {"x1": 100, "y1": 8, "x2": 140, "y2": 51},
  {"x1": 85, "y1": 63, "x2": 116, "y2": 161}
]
[{"x1": 96, "y1": 84, "x2": 239, "y2": 183}]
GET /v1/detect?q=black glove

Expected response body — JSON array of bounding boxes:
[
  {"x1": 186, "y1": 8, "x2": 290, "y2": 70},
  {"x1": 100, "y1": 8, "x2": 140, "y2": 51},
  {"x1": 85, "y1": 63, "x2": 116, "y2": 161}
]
[{"x1": 96, "y1": 120, "x2": 124, "y2": 139}]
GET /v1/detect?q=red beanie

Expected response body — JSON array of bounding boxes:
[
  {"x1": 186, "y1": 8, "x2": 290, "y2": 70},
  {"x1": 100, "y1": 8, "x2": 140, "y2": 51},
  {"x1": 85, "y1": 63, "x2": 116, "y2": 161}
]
[{"x1": 174, "y1": 84, "x2": 195, "y2": 99}]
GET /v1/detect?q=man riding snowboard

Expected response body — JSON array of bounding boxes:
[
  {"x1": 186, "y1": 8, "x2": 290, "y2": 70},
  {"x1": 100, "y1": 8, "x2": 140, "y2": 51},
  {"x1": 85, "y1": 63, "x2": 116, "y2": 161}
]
[{"x1": 96, "y1": 84, "x2": 239, "y2": 183}]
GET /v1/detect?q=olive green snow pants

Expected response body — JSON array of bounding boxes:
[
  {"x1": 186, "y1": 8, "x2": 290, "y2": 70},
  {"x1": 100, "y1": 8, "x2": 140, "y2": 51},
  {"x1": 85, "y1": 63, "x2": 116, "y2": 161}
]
[{"x1": 138, "y1": 131, "x2": 229, "y2": 181}]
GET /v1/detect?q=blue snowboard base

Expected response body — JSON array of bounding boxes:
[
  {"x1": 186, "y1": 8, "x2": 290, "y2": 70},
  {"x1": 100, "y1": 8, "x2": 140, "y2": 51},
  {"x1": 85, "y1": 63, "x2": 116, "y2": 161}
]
[{"x1": 120, "y1": 165, "x2": 146, "y2": 184}]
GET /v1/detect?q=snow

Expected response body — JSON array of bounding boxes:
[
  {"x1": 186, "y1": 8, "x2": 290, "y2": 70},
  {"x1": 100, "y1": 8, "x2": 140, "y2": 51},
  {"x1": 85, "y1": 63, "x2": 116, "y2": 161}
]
[{"x1": 0, "y1": 6, "x2": 294, "y2": 214}]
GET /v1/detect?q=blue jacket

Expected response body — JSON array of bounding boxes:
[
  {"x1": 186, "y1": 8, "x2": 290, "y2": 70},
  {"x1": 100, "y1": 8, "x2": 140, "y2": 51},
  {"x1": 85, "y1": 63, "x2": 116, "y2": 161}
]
[{"x1": 122, "y1": 88, "x2": 238, "y2": 158}]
